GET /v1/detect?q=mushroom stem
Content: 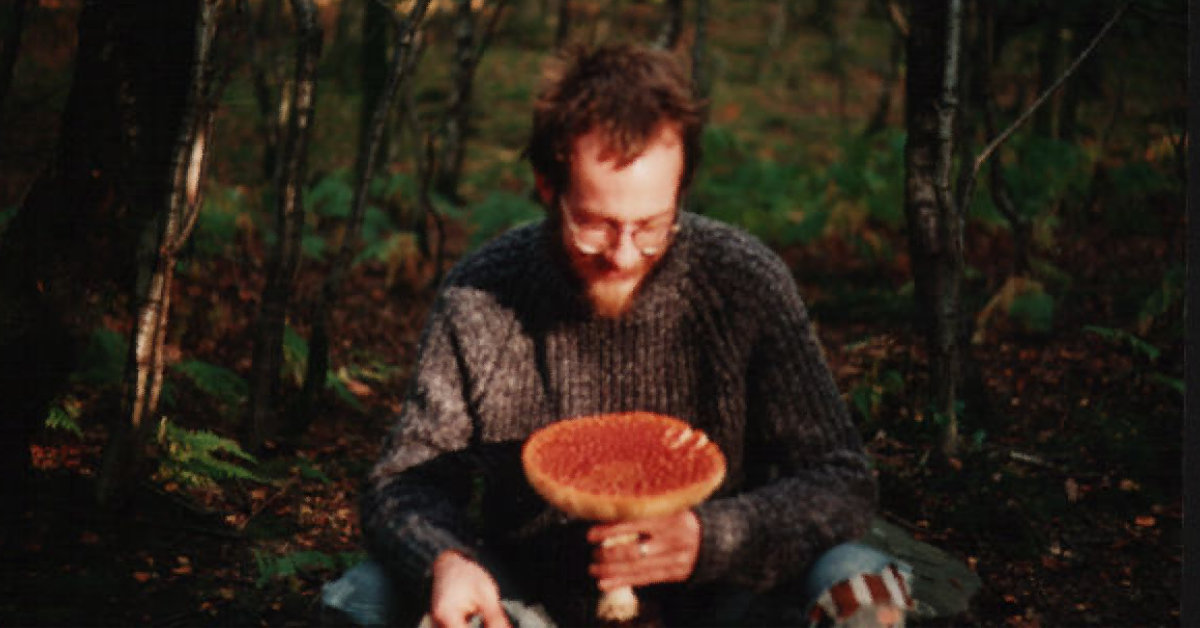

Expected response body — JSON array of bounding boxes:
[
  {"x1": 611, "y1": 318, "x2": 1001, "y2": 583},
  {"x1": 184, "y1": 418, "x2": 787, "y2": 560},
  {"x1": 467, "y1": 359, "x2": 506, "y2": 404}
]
[
  {"x1": 597, "y1": 585, "x2": 639, "y2": 622},
  {"x1": 597, "y1": 532, "x2": 642, "y2": 621}
]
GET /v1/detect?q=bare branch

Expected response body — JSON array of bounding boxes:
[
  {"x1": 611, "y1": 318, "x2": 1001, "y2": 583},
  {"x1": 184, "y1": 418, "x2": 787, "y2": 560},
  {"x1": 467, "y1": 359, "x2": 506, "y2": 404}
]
[{"x1": 972, "y1": 0, "x2": 1130, "y2": 177}]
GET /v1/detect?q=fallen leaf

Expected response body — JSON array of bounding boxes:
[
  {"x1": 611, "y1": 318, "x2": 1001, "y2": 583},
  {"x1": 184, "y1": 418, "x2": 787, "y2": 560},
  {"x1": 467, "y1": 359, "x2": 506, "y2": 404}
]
[
  {"x1": 1064, "y1": 478, "x2": 1080, "y2": 503},
  {"x1": 1135, "y1": 515, "x2": 1156, "y2": 527},
  {"x1": 133, "y1": 572, "x2": 153, "y2": 583},
  {"x1": 80, "y1": 531, "x2": 100, "y2": 545},
  {"x1": 171, "y1": 565, "x2": 193, "y2": 575}
]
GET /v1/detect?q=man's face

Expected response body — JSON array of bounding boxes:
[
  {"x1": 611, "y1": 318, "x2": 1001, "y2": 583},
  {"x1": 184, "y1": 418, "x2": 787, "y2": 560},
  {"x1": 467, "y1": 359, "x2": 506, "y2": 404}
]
[{"x1": 555, "y1": 125, "x2": 685, "y2": 318}]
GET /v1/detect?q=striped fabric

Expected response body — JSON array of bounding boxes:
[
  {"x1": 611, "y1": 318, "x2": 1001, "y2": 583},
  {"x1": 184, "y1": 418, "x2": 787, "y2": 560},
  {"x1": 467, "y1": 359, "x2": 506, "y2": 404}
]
[{"x1": 809, "y1": 564, "x2": 914, "y2": 626}]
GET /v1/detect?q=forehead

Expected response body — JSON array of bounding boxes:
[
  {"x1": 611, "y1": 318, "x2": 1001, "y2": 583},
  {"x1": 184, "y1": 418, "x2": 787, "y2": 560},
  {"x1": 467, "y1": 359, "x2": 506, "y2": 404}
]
[{"x1": 565, "y1": 126, "x2": 684, "y2": 220}]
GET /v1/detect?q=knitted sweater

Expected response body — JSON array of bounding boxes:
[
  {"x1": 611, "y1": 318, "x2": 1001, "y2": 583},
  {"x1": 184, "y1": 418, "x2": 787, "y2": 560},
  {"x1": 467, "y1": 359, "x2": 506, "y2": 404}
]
[{"x1": 360, "y1": 212, "x2": 876, "y2": 623}]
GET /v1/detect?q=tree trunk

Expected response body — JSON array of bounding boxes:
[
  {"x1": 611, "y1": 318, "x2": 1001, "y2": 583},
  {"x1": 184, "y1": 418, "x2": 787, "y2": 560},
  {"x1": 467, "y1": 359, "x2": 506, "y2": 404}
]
[
  {"x1": 903, "y1": 0, "x2": 964, "y2": 457},
  {"x1": 0, "y1": 0, "x2": 30, "y2": 119},
  {"x1": 555, "y1": 0, "x2": 570, "y2": 49},
  {"x1": 653, "y1": 0, "x2": 682, "y2": 50},
  {"x1": 0, "y1": 0, "x2": 204, "y2": 539},
  {"x1": 435, "y1": 0, "x2": 476, "y2": 203},
  {"x1": 97, "y1": 0, "x2": 226, "y2": 505},
  {"x1": 360, "y1": 0, "x2": 391, "y2": 169},
  {"x1": 691, "y1": 0, "x2": 710, "y2": 102},
  {"x1": 246, "y1": 0, "x2": 322, "y2": 451},
  {"x1": 862, "y1": 11, "x2": 903, "y2": 136},
  {"x1": 250, "y1": 0, "x2": 284, "y2": 179},
  {"x1": 294, "y1": 0, "x2": 431, "y2": 439}
]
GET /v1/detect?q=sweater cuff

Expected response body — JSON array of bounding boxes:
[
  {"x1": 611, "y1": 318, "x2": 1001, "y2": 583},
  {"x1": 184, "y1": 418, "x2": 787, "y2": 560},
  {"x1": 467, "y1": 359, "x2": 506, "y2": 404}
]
[
  {"x1": 380, "y1": 514, "x2": 478, "y2": 584},
  {"x1": 689, "y1": 499, "x2": 750, "y2": 584}
]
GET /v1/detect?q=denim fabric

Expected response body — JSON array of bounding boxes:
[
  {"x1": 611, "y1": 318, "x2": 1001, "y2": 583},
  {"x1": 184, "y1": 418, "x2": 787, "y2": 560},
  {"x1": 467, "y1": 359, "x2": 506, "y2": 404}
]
[{"x1": 320, "y1": 542, "x2": 909, "y2": 627}]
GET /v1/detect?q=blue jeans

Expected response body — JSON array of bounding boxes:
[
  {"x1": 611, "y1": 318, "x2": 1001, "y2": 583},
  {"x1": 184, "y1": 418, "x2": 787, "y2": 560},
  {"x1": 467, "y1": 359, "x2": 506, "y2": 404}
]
[{"x1": 320, "y1": 542, "x2": 910, "y2": 626}]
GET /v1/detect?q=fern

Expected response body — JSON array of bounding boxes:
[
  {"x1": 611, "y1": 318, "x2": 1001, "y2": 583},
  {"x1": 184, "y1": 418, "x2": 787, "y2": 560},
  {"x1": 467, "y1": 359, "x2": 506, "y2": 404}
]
[
  {"x1": 172, "y1": 359, "x2": 248, "y2": 408},
  {"x1": 45, "y1": 403, "x2": 84, "y2": 436},
  {"x1": 157, "y1": 419, "x2": 264, "y2": 488}
]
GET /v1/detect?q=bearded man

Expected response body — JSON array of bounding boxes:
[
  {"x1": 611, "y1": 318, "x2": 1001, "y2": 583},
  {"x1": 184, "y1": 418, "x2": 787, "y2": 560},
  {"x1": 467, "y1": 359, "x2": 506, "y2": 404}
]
[{"x1": 322, "y1": 43, "x2": 912, "y2": 628}]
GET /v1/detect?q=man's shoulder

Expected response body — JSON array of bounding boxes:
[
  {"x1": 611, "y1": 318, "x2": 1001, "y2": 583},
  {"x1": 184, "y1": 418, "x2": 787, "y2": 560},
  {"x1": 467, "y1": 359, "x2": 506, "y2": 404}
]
[
  {"x1": 684, "y1": 213, "x2": 795, "y2": 289},
  {"x1": 442, "y1": 220, "x2": 546, "y2": 290}
]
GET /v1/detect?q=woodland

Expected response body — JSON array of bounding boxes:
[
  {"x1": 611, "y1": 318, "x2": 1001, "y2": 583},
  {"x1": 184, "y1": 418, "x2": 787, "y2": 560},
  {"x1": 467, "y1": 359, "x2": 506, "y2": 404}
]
[{"x1": 0, "y1": 0, "x2": 1184, "y2": 625}]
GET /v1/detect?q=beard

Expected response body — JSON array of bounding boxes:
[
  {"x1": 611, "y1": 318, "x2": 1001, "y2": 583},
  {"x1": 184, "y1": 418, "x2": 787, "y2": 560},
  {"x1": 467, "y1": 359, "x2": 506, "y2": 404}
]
[{"x1": 585, "y1": 276, "x2": 642, "y2": 318}]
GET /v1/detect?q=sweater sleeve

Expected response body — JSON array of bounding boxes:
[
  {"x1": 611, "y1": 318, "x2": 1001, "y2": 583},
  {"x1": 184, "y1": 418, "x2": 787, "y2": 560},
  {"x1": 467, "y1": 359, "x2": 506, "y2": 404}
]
[
  {"x1": 359, "y1": 288, "x2": 485, "y2": 587},
  {"x1": 689, "y1": 256, "x2": 877, "y2": 590}
]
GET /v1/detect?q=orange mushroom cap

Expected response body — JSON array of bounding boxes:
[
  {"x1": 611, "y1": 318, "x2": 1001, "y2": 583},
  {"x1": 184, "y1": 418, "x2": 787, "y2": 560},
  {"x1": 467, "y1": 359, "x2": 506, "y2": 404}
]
[{"x1": 521, "y1": 412, "x2": 727, "y2": 521}]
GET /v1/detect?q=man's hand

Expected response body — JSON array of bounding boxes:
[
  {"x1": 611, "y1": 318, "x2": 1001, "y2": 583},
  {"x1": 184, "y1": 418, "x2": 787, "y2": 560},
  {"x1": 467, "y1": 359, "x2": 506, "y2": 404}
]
[
  {"x1": 586, "y1": 510, "x2": 701, "y2": 591},
  {"x1": 429, "y1": 550, "x2": 512, "y2": 628}
]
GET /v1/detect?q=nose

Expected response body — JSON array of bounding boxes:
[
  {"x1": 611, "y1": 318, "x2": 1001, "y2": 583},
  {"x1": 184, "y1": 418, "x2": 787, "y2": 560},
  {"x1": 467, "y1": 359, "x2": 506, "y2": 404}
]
[{"x1": 604, "y1": 227, "x2": 642, "y2": 272}]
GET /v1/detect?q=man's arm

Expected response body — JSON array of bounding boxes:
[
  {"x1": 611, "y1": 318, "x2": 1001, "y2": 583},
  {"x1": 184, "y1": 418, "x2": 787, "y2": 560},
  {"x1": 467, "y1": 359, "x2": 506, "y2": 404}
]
[
  {"x1": 360, "y1": 288, "x2": 511, "y2": 625},
  {"x1": 689, "y1": 255, "x2": 877, "y2": 590}
]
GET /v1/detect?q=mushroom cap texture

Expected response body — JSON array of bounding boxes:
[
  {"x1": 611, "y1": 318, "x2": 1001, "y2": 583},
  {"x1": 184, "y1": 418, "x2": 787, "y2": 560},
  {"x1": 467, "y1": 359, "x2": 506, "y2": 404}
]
[{"x1": 521, "y1": 412, "x2": 727, "y2": 521}]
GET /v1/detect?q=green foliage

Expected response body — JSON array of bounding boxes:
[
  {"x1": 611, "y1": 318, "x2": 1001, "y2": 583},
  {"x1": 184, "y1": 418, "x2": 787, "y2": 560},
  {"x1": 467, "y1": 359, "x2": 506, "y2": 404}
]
[
  {"x1": 826, "y1": 130, "x2": 907, "y2": 228},
  {"x1": 1101, "y1": 161, "x2": 1179, "y2": 236},
  {"x1": 352, "y1": 207, "x2": 404, "y2": 266},
  {"x1": 295, "y1": 457, "x2": 333, "y2": 485},
  {"x1": 73, "y1": 327, "x2": 129, "y2": 387},
  {"x1": 308, "y1": 169, "x2": 354, "y2": 219},
  {"x1": 171, "y1": 359, "x2": 249, "y2": 408},
  {"x1": 848, "y1": 367, "x2": 905, "y2": 424},
  {"x1": 692, "y1": 127, "x2": 827, "y2": 246},
  {"x1": 156, "y1": 418, "x2": 264, "y2": 489},
  {"x1": 1003, "y1": 136, "x2": 1090, "y2": 217},
  {"x1": 282, "y1": 324, "x2": 309, "y2": 386},
  {"x1": 1008, "y1": 291, "x2": 1055, "y2": 334},
  {"x1": 467, "y1": 191, "x2": 543, "y2": 248},
  {"x1": 193, "y1": 185, "x2": 248, "y2": 258},
  {"x1": 45, "y1": 403, "x2": 84, "y2": 436},
  {"x1": 253, "y1": 549, "x2": 365, "y2": 588}
]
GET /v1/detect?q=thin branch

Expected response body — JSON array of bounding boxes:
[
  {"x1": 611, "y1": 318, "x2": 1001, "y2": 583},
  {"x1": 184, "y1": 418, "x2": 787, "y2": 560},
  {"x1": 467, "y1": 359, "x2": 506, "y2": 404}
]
[{"x1": 972, "y1": 0, "x2": 1130, "y2": 177}]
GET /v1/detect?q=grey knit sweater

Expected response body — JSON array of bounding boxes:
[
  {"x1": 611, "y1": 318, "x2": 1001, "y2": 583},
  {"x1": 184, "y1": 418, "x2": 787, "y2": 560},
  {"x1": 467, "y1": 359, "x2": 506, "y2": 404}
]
[{"x1": 361, "y1": 212, "x2": 876, "y2": 623}]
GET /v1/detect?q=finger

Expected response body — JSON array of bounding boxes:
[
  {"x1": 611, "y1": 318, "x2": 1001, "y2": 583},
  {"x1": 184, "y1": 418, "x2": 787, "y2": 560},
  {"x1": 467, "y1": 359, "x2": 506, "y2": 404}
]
[
  {"x1": 594, "y1": 558, "x2": 693, "y2": 590},
  {"x1": 430, "y1": 609, "x2": 471, "y2": 628},
  {"x1": 590, "y1": 552, "x2": 695, "y2": 586},
  {"x1": 587, "y1": 520, "x2": 646, "y2": 544},
  {"x1": 478, "y1": 599, "x2": 512, "y2": 628}
]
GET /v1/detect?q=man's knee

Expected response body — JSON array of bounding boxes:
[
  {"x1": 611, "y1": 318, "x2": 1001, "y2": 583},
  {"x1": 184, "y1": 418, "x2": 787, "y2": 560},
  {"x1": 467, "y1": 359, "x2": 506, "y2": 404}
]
[
  {"x1": 803, "y1": 542, "x2": 913, "y2": 627},
  {"x1": 320, "y1": 560, "x2": 399, "y2": 626}
]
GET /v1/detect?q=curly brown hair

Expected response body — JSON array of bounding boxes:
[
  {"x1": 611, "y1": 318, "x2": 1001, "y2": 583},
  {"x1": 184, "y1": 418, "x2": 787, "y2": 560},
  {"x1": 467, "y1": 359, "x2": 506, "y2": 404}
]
[{"x1": 525, "y1": 43, "x2": 706, "y2": 200}]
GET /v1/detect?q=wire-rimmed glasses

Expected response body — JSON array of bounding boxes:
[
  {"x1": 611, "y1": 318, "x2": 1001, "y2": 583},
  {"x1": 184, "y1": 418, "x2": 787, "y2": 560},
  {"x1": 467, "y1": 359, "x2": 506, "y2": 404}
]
[{"x1": 560, "y1": 199, "x2": 680, "y2": 257}]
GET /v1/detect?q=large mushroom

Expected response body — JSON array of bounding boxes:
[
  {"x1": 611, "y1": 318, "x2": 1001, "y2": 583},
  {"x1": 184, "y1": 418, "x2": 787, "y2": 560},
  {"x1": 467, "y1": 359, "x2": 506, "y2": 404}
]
[{"x1": 521, "y1": 411, "x2": 726, "y2": 622}]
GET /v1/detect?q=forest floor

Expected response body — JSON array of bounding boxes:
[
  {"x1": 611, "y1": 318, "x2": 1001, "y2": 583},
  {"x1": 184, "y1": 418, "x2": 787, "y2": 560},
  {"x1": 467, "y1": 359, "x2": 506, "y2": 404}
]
[{"x1": 4, "y1": 214, "x2": 1182, "y2": 627}]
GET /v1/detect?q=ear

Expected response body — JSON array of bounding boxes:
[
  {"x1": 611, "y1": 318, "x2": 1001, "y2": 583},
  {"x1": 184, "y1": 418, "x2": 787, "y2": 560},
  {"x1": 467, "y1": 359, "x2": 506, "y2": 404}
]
[{"x1": 534, "y1": 173, "x2": 555, "y2": 208}]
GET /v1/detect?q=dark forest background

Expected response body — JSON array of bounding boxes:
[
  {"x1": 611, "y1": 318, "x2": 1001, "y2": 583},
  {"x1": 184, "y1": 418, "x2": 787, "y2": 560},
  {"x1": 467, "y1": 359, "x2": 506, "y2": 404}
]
[{"x1": 0, "y1": 0, "x2": 1184, "y2": 625}]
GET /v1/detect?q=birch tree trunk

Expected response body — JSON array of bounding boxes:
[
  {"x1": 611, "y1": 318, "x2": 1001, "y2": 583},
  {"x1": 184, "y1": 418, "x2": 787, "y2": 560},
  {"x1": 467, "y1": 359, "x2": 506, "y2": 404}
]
[
  {"x1": 903, "y1": 0, "x2": 964, "y2": 457},
  {"x1": 246, "y1": 0, "x2": 322, "y2": 451},
  {"x1": 97, "y1": 0, "x2": 227, "y2": 504},
  {"x1": 294, "y1": 0, "x2": 431, "y2": 439},
  {"x1": 0, "y1": 0, "x2": 207, "y2": 526}
]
